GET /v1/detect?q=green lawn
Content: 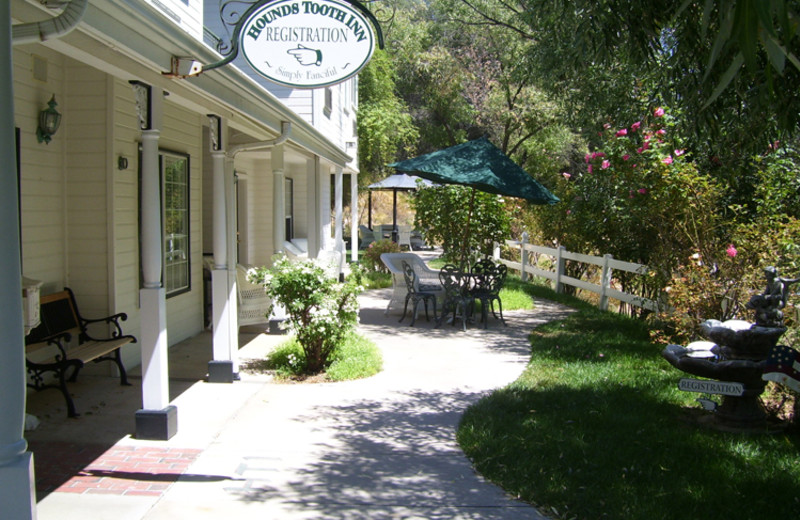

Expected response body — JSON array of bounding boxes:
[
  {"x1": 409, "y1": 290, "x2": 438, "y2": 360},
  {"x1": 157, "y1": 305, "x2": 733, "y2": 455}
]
[{"x1": 457, "y1": 284, "x2": 800, "y2": 520}]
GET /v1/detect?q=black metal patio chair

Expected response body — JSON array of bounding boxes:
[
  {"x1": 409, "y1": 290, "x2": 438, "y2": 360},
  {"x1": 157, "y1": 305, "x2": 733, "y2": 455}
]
[{"x1": 399, "y1": 260, "x2": 439, "y2": 326}]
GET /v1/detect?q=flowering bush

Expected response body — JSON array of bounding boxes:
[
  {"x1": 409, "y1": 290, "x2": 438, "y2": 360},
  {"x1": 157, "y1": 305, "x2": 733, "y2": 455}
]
[
  {"x1": 362, "y1": 238, "x2": 401, "y2": 273},
  {"x1": 649, "y1": 217, "x2": 800, "y2": 346},
  {"x1": 545, "y1": 107, "x2": 726, "y2": 310},
  {"x1": 248, "y1": 256, "x2": 363, "y2": 374}
]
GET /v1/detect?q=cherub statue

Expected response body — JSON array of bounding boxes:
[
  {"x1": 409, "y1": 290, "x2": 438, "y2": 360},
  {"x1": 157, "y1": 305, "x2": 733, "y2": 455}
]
[{"x1": 746, "y1": 266, "x2": 799, "y2": 327}]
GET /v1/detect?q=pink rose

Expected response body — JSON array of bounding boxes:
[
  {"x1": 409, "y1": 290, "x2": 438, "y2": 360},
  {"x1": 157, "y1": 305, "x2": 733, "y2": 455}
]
[
  {"x1": 562, "y1": 172, "x2": 571, "y2": 179},
  {"x1": 603, "y1": 123, "x2": 611, "y2": 129},
  {"x1": 616, "y1": 128, "x2": 628, "y2": 137},
  {"x1": 726, "y1": 244, "x2": 737, "y2": 258},
  {"x1": 662, "y1": 156, "x2": 673, "y2": 164},
  {"x1": 601, "y1": 160, "x2": 610, "y2": 169},
  {"x1": 656, "y1": 129, "x2": 666, "y2": 136},
  {"x1": 654, "y1": 107, "x2": 665, "y2": 117},
  {"x1": 674, "y1": 149, "x2": 685, "y2": 156},
  {"x1": 622, "y1": 154, "x2": 630, "y2": 161},
  {"x1": 587, "y1": 165, "x2": 593, "y2": 174},
  {"x1": 566, "y1": 209, "x2": 572, "y2": 215},
  {"x1": 585, "y1": 153, "x2": 591, "y2": 163},
  {"x1": 631, "y1": 121, "x2": 641, "y2": 131},
  {"x1": 638, "y1": 188, "x2": 647, "y2": 195}
]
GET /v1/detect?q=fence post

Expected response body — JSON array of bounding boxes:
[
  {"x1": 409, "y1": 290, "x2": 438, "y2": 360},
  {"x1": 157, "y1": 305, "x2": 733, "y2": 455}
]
[
  {"x1": 599, "y1": 254, "x2": 612, "y2": 311},
  {"x1": 520, "y1": 232, "x2": 529, "y2": 282},
  {"x1": 493, "y1": 242, "x2": 500, "y2": 262},
  {"x1": 555, "y1": 245, "x2": 565, "y2": 294}
]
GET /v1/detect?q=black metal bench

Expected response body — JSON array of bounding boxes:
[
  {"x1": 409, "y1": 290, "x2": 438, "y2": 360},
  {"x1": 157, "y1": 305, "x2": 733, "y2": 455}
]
[{"x1": 25, "y1": 288, "x2": 137, "y2": 417}]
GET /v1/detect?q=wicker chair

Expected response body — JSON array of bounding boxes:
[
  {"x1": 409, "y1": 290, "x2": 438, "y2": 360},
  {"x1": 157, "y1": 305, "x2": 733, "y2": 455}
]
[
  {"x1": 236, "y1": 265, "x2": 271, "y2": 329},
  {"x1": 380, "y1": 252, "x2": 444, "y2": 315}
]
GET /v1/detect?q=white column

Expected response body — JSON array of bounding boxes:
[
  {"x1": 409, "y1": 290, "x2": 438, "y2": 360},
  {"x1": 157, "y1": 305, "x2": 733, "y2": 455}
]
[
  {"x1": 132, "y1": 82, "x2": 175, "y2": 439},
  {"x1": 306, "y1": 157, "x2": 319, "y2": 257},
  {"x1": 350, "y1": 172, "x2": 358, "y2": 262},
  {"x1": 334, "y1": 166, "x2": 343, "y2": 252},
  {"x1": 225, "y1": 156, "x2": 238, "y2": 372},
  {"x1": 0, "y1": 4, "x2": 36, "y2": 516},
  {"x1": 272, "y1": 144, "x2": 285, "y2": 253},
  {"x1": 211, "y1": 149, "x2": 230, "y2": 363},
  {"x1": 319, "y1": 165, "x2": 331, "y2": 250},
  {"x1": 208, "y1": 115, "x2": 235, "y2": 383},
  {"x1": 139, "y1": 123, "x2": 169, "y2": 410}
]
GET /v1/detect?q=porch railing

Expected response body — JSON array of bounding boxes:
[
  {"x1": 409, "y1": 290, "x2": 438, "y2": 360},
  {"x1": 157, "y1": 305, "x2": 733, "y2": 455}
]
[{"x1": 493, "y1": 233, "x2": 658, "y2": 312}]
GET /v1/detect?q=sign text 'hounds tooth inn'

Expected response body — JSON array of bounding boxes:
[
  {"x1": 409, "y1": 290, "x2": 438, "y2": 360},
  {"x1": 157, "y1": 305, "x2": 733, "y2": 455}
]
[{"x1": 240, "y1": 0, "x2": 376, "y2": 88}]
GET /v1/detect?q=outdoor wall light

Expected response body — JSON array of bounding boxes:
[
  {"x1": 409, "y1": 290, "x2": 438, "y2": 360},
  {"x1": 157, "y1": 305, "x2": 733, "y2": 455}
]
[
  {"x1": 36, "y1": 94, "x2": 62, "y2": 144},
  {"x1": 118, "y1": 156, "x2": 129, "y2": 170}
]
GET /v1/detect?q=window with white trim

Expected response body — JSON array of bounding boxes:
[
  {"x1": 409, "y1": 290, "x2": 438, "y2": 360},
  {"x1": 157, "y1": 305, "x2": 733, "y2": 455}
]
[{"x1": 139, "y1": 149, "x2": 191, "y2": 297}]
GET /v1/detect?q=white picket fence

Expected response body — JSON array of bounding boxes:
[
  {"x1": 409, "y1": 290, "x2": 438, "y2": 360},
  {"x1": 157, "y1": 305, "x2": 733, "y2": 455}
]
[{"x1": 493, "y1": 233, "x2": 658, "y2": 312}]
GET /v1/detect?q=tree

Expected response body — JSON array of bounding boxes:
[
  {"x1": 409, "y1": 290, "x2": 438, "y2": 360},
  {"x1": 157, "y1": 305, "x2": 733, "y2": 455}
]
[
  {"x1": 444, "y1": 0, "x2": 800, "y2": 157},
  {"x1": 357, "y1": 49, "x2": 418, "y2": 185},
  {"x1": 411, "y1": 184, "x2": 511, "y2": 263}
]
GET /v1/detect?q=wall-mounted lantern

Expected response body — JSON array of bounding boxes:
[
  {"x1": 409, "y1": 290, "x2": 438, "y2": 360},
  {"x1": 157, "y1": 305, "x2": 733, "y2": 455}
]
[{"x1": 36, "y1": 94, "x2": 62, "y2": 144}]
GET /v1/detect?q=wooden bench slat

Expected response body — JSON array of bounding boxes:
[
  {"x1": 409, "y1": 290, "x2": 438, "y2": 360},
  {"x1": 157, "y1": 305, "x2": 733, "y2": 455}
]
[{"x1": 71, "y1": 338, "x2": 135, "y2": 364}]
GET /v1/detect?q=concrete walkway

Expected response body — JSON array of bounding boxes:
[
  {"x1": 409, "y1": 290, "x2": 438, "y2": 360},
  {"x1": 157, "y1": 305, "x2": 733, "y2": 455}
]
[{"x1": 25, "y1": 284, "x2": 574, "y2": 520}]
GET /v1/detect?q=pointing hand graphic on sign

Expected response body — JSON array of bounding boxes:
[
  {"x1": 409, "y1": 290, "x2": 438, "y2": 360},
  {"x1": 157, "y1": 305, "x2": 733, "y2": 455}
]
[{"x1": 287, "y1": 45, "x2": 322, "y2": 66}]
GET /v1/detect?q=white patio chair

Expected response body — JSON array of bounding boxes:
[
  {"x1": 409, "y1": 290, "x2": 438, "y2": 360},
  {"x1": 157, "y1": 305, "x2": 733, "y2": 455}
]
[
  {"x1": 380, "y1": 252, "x2": 444, "y2": 315},
  {"x1": 236, "y1": 265, "x2": 271, "y2": 329},
  {"x1": 397, "y1": 226, "x2": 413, "y2": 251}
]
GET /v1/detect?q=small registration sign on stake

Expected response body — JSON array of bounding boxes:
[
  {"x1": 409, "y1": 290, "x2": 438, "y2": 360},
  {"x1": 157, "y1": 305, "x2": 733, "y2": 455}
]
[{"x1": 678, "y1": 378, "x2": 745, "y2": 396}]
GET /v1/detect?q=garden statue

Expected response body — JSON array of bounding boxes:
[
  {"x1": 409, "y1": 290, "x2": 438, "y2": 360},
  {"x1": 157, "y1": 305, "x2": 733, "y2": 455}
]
[
  {"x1": 746, "y1": 266, "x2": 799, "y2": 328},
  {"x1": 661, "y1": 266, "x2": 797, "y2": 432}
]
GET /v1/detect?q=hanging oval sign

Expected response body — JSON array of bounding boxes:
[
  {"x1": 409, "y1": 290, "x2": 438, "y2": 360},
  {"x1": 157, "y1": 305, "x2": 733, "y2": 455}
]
[{"x1": 240, "y1": 0, "x2": 376, "y2": 88}]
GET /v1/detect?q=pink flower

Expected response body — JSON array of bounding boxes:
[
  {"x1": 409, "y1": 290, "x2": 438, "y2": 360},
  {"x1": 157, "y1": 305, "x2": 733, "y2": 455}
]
[
  {"x1": 585, "y1": 153, "x2": 591, "y2": 163},
  {"x1": 566, "y1": 209, "x2": 572, "y2": 215},
  {"x1": 656, "y1": 129, "x2": 666, "y2": 136},
  {"x1": 631, "y1": 121, "x2": 642, "y2": 131},
  {"x1": 726, "y1": 244, "x2": 738, "y2": 258},
  {"x1": 603, "y1": 123, "x2": 611, "y2": 129},
  {"x1": 587, "y1": 165, "x2": 593, "y2": 174},
  {"x1": 616, "y1": 128, "x2": 628, "y2": 137},
  {"x1": 654, "y1": 107, "x2": 665, "y2": 117},
  {"x1": 662, "y1": 156, "x2": 673, "y2": 164},
  {"x1": 562, "y1": 172, "x2": 571, "y2": 179},
  {"x1": 601, "y1": 160, "x2": 610, "y2": 169},
  {"x1": 674, "y1": 149, "x2": 685, "y2": 156},
  {"x1": 638, "y1": 188, "x2": 647, "y2": 195},
  {"x1": 637, "y1": 141, "x2": 650, "y2": 153},
  {"x1": 592, "y1": 151, "x2": 606, "y2": 159},
  {"x1": 622, "y1": 154, "x2": 630, "y2": 161}
]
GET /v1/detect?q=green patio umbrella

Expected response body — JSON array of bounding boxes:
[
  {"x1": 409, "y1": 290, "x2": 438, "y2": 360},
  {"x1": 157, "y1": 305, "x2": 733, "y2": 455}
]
[{"x1": 389, "y1": 137, "x2": 559, "y2": 264}]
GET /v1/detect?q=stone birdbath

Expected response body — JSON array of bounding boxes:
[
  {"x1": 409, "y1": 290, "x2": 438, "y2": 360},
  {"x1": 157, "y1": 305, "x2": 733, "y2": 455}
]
[{"x1": 661, "y1": 266, "x2": 798, "y2": 432}]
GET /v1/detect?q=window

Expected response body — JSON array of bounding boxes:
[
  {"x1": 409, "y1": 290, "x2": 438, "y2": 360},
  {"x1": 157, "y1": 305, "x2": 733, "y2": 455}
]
[
  {"x1": 163, "y1": 152, "x2": 190, "y2": 296},
  {"x1": 324, "y1": 87, "x2": 332, "y2": 118},
  {"x1": 139, "y1": 149, "x2": 191, "y2": 298},
  {"x1": 285, "y1": 178, "x2": 294, "y2": 240}
]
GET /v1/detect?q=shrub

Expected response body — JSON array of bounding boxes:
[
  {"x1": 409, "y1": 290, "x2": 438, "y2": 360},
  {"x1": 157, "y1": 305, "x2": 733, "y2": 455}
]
[
  {"x1": 248, "y1": 256, "x2": 362, "y2": 374},
  {"x1": 362, "y1": 239, "x2": 401, "y2": 272},
  {"x1": 649, "y1": 217, "x2": 800, "y2": 346}
]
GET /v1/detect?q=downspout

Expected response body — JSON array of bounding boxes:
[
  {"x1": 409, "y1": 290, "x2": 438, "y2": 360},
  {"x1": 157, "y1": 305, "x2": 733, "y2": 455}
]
[
  {"x1": 227, "y1": 121, "x2": 291, "y2": 157},
  {"x1": 12, "y1": 0, "x2": 88, "y2": 45}
]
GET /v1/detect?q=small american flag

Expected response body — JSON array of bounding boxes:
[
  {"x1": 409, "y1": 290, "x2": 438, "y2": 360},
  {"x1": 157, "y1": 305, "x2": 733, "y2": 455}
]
[{"x1": 762, "y1": 344, "x2": 800, "y2": 393}]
